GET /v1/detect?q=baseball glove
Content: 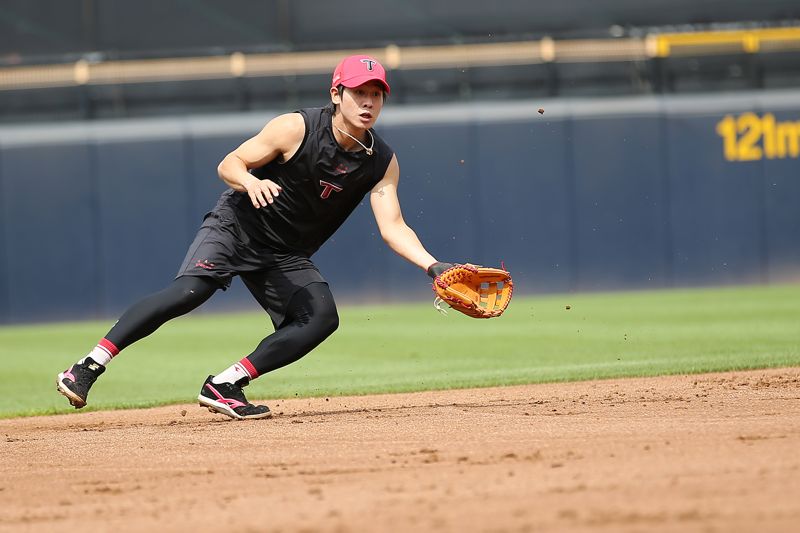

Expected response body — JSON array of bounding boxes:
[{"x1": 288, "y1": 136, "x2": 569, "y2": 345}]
[{"x1": 431, "y1": 263, "x2": 513, "y2": 318}]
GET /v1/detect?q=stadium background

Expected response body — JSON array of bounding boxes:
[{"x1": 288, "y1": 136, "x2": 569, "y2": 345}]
[{"x1": 1, "y1": 0, "x2": 799, "y2": 324}]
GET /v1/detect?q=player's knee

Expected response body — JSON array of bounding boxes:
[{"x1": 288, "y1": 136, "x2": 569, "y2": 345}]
[
  {"x1": 304, "y1": 282, "x2": 339, "y2": 337},
  {"x1": 173, "y1": 287, "x2": 205, "y2": 309},
  {"x1": 315, "y1": 304, "x2": 339, "y2": 338},
  {"x1": 288, "y1": 282, "x2": 339, "y2": 339},
  {"x1": 167, "y1": 277, "x2": 217, "y2": 312}
]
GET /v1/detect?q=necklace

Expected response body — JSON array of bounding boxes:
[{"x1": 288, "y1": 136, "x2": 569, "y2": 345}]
[{"x1": 334, "y1": 125, "x2": 374, "y2": 155}]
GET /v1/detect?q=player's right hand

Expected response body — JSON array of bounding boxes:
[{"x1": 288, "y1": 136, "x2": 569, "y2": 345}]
[{"x1": 244, "y1": 177, "x2": 282, "y2": 208}]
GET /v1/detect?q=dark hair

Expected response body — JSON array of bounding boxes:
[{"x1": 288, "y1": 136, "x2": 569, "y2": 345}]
[
  {"x1": 334, "y1": 84, "x2": 387, "y2": 110},
  {"x1": 332, "y1": 84, "x2": 344, "y2": 111}
]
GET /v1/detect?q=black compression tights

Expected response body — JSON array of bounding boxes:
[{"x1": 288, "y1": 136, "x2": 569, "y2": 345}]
[
  {"x1": 105, "y1": 277, "x2": 339, "y2": 378},
  {"x1": 244, "y1": 282, "x2": 339, "y2": 376},
  {"x1": 105, "y1": 276, "x2": 219, "y2": 350}
]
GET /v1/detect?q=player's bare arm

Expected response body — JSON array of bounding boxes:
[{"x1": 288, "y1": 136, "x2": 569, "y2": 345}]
[
  {"x1": 217, "y1": 112, "x2": 306, "y2": 208},
  {"x1": 370, "y1": 155, "x2": 438, "y2": 272}
]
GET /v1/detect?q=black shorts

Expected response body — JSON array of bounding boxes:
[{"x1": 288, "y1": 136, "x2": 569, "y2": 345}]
[{"x1": 176, "y1": 210, "x2": 327, "y2": 327}]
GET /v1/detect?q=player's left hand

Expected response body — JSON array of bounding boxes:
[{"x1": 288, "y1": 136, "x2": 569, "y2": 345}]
[
  {"x1": 427, "y1": 262, "x2": 455, "y2": 278},
  {"x1": 431, "y1": 263, "x2": 514, "y2": 318}
]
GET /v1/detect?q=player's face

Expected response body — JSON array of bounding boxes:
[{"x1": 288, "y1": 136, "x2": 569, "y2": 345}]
[{"x1": 337, "y1": 81, "x2": 385, "y2": 130}]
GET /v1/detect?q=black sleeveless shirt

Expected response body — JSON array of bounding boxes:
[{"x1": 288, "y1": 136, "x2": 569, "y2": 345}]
[{"x1": 213, "y1": 104, "x2": 395, "y2": 257}]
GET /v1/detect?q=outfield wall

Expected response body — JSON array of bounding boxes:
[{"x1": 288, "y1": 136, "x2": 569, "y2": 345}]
[{"x1": 1, "y1": 90, "x2": 799, "y2": 323}]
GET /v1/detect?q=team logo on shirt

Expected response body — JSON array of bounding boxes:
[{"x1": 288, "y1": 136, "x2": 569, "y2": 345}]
[{"x1": 319, "y1": 180, "x2": 343, "y2": 199}]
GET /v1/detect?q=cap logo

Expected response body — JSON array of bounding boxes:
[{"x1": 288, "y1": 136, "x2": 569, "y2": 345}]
[{"x1": 360, "y1": 59, "x2": 377, "y2": 71}]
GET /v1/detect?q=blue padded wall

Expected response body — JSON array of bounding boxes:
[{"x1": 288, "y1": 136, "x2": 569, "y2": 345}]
[
  {"x1": 0, "y1": 92, "x2": 798, "y2": 323},
  {"x1": 1, "y1": 143, "x2": 99, "y2": 321}
]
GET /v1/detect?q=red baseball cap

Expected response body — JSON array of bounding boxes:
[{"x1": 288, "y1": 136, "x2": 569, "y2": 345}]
[{"x1": 331, "y1": 55, "x2": 391, "y2": 94}]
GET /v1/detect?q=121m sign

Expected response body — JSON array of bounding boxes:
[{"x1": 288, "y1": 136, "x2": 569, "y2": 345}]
[{"x1": 716, "y1": 112, "x2": 800, "y2": 162}]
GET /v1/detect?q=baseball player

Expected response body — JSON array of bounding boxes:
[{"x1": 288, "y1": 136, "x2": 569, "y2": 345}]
[{"x1": 56, "y1": 55, "x2": 453, "y2": 419}]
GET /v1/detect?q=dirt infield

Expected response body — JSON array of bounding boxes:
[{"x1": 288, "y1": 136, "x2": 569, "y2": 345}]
[{"x1": 1, "y1": 368, "x2": 799, "y2": 533}]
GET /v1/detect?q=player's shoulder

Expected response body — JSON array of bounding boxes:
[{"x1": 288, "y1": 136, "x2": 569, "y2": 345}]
[
  {"x1": 259, "y1": 112, "x2": 306, "y2": 144},
  {"x1": 371, "y1": 127, "x2": 390, "y2": 146},
  {"x1": 265, "y1": 111, "x2": 305, "y2": 132},
  {"x1": 371, "y1": 129, "x2": 395, "y2": 159}
]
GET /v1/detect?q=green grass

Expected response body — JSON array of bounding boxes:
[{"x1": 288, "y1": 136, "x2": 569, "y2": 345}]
[{"x1": 1, "y1": 283, "x2": 798, "y2": 418}]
